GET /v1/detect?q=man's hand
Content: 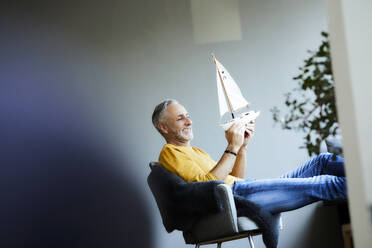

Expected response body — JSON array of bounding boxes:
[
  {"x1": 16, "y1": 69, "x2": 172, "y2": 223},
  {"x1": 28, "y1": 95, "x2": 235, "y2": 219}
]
[
  {"x1": 225, "y1": 122, "x2": 245, "y2": 152},
  {"x1": 212, "y1": 121, "x2": 251, "y2": 181},
  {"x1": 242, "y1": 121, "x2": 255, "y2": 148}
]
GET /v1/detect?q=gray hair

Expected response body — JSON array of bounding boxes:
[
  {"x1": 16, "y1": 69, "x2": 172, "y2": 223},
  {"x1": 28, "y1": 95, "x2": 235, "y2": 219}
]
[{"x1": 152, "y1": 99, "x2": 178, "y2": 134}]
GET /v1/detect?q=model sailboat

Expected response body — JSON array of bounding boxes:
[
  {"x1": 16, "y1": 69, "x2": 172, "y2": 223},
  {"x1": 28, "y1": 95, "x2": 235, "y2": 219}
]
[{"x1": 211, "y1": 54, "x2": 260, "y2": 131}]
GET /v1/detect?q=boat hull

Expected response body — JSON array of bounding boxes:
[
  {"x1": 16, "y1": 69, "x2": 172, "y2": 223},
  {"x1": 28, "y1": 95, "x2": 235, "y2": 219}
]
[{"x1": 220, "y1": 111, "x2": 260, "y2": 131}]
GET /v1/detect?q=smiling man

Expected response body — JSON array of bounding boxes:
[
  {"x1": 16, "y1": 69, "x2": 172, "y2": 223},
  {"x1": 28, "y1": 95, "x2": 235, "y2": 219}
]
[
  {"x1": 156, "y1": 102, "x2": 194, "y2": 146},
  {"x1": 152, "y1": 99, "x2": 347, "y2": 214}
]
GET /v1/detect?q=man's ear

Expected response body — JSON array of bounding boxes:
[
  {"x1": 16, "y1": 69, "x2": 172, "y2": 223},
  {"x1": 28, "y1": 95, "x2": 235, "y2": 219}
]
[{"x1": 158, "y1": 123, "x2": 168, "y2": 134}]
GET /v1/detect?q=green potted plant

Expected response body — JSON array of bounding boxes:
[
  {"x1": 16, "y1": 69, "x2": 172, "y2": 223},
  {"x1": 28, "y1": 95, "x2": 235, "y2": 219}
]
[{"x1": 271, "y1": 32, "x2": 342, "y2": 157}]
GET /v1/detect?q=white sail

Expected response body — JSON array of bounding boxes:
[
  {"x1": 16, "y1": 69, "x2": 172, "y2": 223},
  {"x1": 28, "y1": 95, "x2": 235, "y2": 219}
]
[
  {"x1": 215, "y1": 58, "x2": 249, "y2": 117},
  {"x1": 216, "y1": 69, "x2": 229, "y2": 117}
]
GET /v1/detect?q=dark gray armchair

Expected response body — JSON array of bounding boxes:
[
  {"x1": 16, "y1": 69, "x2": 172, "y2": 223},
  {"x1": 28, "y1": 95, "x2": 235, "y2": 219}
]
[{"x1": 147, "y1": 162, "x2": 266, "y2": 248}]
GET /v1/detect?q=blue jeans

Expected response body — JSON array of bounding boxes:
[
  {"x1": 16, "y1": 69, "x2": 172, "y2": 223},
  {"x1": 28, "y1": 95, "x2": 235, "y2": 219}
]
[{"x1": 232, "y1": 153, "x2": 347, "y2": 214}]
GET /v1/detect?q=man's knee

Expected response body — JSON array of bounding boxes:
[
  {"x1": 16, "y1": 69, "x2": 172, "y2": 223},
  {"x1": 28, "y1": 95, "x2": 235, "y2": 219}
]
[{"x1": 317, "y1": 152, "x2": 332, "y2": 163}]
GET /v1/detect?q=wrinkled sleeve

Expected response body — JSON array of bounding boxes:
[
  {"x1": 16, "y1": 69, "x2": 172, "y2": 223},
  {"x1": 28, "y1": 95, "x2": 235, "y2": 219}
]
[{"x1": 159, "y1": 146, "x2": 218, "y2": 182}]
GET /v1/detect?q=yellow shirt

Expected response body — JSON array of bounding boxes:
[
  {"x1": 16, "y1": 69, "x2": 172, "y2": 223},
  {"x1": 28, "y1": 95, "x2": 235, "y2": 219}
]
[{"x1": 158, "y1": 143, "x2": 242, "y2": 186}]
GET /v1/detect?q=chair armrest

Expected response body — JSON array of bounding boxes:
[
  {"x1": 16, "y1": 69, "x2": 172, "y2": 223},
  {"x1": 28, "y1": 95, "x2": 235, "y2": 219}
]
[
  {"x1": 183, "y1": 182, "x2": 284, "y2": 244},
  {"x1": 216, "y1": 184, "x2": 239, "y2": 233},
  {"x1": 183, "y1": 183, "x2": 239, "y2": 243}
]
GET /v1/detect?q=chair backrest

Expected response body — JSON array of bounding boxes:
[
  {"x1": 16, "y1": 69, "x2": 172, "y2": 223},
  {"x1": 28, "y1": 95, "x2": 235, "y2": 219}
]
[
  {"x1": 147, "y1": 162, "x2": 226, "y2": 234},
  {"x1": 149, "y1": 161, "x2": 157, "y2": 170},
  {"x1": 148, "y1": 162, "x2": 202, "y2": 232},
  {"x1": 147, "y1": 162, "x2": 177, "y2": 232}
]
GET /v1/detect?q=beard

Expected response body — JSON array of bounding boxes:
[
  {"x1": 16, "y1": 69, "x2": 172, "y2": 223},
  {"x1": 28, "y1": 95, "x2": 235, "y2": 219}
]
[{"x1": 174, "y1": 127, "x2": 193, "y2": 143}]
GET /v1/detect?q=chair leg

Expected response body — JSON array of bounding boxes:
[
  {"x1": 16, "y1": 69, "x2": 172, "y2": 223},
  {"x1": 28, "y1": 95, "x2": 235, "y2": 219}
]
[
  {"x1": 217, "y1": 242, "x2": 222, "y2": 248},
  {"x1": 248, "y1": 235, "x2": 255, "y2": 248}
]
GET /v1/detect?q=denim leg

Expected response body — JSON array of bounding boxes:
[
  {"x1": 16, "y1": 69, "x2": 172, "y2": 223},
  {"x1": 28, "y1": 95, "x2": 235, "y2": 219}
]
[
  {"x1": 281, "y1": 153, "x2": 345, "y2": 178},
  {"x1": 233, "y1": 175, "x2": 347, "y2": 214}
]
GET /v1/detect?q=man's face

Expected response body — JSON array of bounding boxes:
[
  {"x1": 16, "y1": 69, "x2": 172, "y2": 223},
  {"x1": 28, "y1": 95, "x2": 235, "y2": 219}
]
[{"x1": 162, "y1": 103, "x2": 193, "y2": 144}]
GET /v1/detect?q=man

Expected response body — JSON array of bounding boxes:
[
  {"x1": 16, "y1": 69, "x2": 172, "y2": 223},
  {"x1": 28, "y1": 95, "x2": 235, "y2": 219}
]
[{"x1": 152, "y1": 99, "x2": 347, "y2": 214}]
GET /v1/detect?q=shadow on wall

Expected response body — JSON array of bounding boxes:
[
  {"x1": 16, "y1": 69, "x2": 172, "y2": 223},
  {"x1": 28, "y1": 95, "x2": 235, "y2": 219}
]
[{"x1": 0, "y1": 84, "x2": 153, "y2": 248}]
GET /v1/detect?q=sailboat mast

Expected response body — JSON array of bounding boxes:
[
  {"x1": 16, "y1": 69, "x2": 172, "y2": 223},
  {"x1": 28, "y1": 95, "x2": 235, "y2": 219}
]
[{"x1": 212, "y1": 54, "x2": 235, "y2": 119}]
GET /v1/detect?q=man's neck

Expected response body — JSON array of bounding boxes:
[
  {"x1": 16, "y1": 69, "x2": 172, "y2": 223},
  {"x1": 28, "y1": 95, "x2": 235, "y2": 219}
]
[{"x1": 167, "y1": 140, "x2": 190, "y2": 147}]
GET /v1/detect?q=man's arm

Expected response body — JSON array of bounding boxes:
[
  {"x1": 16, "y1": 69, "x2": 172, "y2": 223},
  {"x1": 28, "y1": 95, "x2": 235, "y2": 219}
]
[
  {"x1": 229, "y1": 146, "x2": 246, "y2": 179},
  {"x1": 229, "y1": 122, "x2": 255, "y2": 179},
  {"x1": 210, "y1": 122, "x2": 245, "y2": 180}
]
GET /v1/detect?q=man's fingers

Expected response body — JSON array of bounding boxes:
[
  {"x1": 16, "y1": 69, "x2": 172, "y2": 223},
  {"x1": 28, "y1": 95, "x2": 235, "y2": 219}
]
[
  {"x1": 228, "y1": 122, "x2": 239, "y2": 131},
  {"x1": 245, "y1": 123, "x2": 255, "y2": 128},
  {"x1": 232, "y1": 122, "x2": 244, "y2": 130},
  {"x1": 228, "y1": 122, "x2": 250, "y2": 136},
  {"x1": 245, "y1": 127, "x2": 255, "y2": 136}
]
